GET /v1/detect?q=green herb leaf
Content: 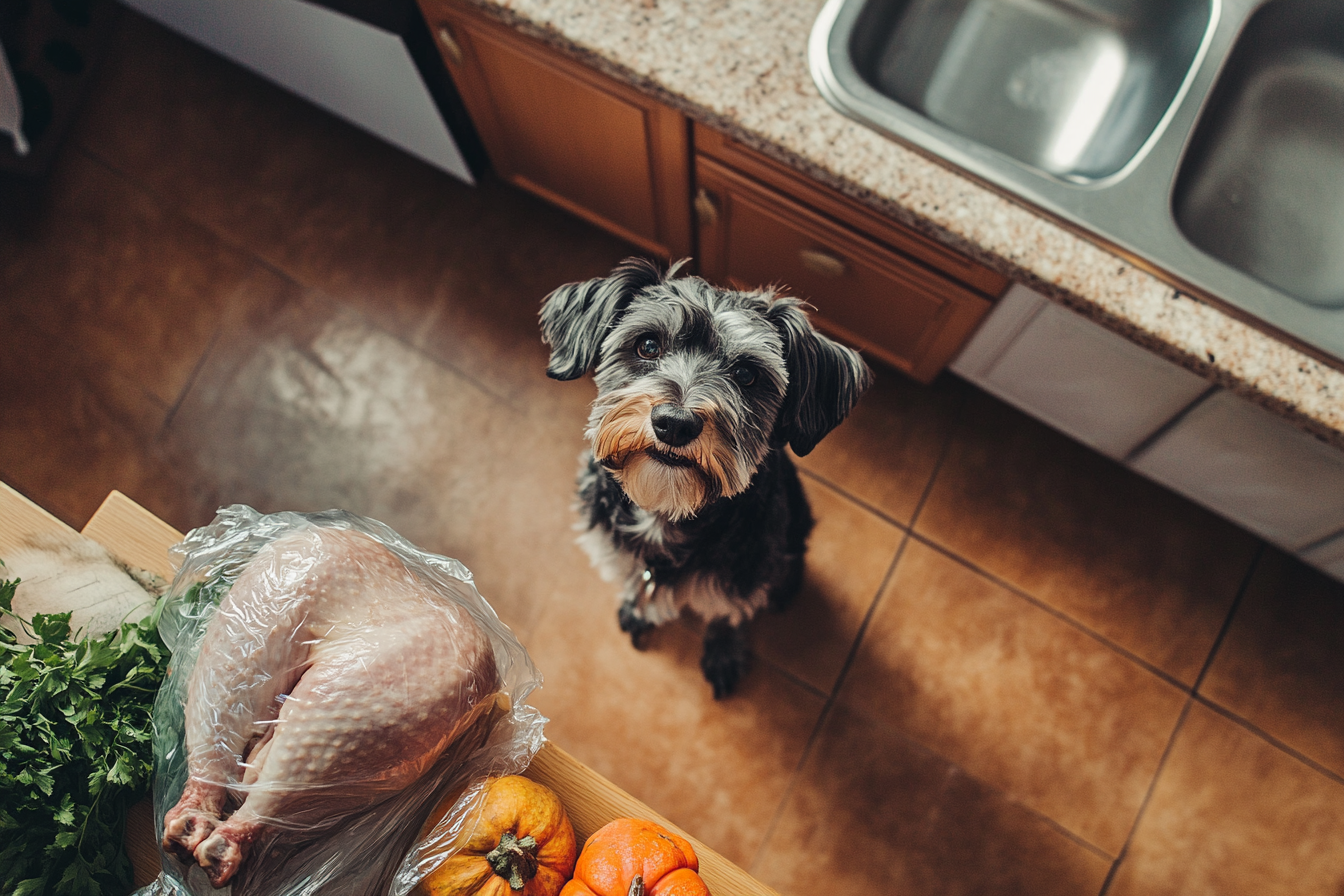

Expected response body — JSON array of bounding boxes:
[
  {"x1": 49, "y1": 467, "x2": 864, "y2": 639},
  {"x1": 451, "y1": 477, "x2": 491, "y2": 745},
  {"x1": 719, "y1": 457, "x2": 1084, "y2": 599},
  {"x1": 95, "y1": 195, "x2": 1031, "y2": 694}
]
[
  {"x1": 0, "y1": 569, "x2": 17, "y2": 613},
  {"x1": 33, "y1": 613, "x2": 73, "y2": 645},
  {"x1": 0, "y1": 564, "x2": 171, "y2": 896}
]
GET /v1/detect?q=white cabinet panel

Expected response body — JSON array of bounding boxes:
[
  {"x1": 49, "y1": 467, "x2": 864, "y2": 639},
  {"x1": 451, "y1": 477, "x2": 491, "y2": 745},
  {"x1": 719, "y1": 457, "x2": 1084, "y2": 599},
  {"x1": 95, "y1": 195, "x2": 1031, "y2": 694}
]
[
  {"x1": 1132, "y1": 390, "x2": 1344, "y2": 550},
  {"x1": 121, "y1": 0, "x2": 474, "y2": 182},
  {"x1": 951, "y1": 282, "x2": 1049, "y2": 373},
  {"x1": 952, "y1": 284, "x2": 1209, "y2": 458}
]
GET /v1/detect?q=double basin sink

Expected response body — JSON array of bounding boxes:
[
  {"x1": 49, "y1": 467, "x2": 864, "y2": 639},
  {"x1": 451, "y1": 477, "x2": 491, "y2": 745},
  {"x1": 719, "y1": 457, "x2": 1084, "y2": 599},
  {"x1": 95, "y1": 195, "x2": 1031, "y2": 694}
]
[{"x1": 811, "y1": 0, "x2": 1344, "y2": 362}]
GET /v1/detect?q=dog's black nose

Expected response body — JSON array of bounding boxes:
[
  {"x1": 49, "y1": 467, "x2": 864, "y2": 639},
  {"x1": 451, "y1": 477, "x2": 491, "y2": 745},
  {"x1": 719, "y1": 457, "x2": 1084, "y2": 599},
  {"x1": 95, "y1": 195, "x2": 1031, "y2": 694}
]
[{"x1": 650, "y1": 403, "x2": 703, "y2": 447}]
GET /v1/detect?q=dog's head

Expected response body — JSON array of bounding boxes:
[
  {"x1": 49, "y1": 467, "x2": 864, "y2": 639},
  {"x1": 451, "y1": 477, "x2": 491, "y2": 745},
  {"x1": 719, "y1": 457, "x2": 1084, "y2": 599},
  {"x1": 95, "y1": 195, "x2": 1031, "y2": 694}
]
[{"x1": 541, "y1": 258, "x2": 873, "y2": 521}]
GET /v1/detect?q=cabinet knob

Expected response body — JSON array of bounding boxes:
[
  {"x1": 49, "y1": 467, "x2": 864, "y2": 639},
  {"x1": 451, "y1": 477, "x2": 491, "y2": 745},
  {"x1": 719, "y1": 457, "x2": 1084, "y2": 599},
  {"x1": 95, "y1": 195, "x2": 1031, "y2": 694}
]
[
  {"x1": 799, "y1": 248, "x2": 848, "y2": 279},
  {"x1": 694, "y1": 188, "x2": 719, "y2": 227},
  {"x1": 437, "y1": 24, "x2": 464, "y2": 65}
]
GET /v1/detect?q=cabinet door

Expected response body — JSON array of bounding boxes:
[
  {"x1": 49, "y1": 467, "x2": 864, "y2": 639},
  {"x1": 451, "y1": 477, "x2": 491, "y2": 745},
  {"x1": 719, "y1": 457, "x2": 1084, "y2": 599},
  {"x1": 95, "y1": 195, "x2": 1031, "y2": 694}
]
[
  {"x1": 420, "y1": 1, "x2": 691, "y2": 258},
  {"x1": 695, "y1": 156, "x2": 992, "y2": 383},
  {"x1": 1132, "y1": 389, "x2": 1344, "y2": 551},
  {"x1": 952, "y1": 284, "x2": 1211, "y2": 459}
]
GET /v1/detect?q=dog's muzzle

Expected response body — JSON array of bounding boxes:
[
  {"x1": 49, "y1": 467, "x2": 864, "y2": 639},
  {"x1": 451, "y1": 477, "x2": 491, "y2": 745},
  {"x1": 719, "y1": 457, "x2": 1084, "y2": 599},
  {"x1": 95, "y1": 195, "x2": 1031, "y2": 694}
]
[{"x1": 650, "y1": 403, "x2": 703, "y2": 447}]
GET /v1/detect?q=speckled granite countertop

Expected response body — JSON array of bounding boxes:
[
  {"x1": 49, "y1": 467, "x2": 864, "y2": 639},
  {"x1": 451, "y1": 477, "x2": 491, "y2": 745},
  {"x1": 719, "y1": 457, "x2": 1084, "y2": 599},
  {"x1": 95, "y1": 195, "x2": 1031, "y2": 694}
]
[{"x1": 457, "y1": 0, "x2": 1344, "y2": 448}]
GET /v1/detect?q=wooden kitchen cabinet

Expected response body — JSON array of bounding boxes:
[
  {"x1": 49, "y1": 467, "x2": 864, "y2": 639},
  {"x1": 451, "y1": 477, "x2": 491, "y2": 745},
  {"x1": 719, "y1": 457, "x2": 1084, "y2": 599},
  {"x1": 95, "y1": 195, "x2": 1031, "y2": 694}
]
[
  {"x1": 693, "y1": 124, "x2": 1006, "y2": 383},
  {"x1": 414, "y1": 3, "x2": 1001, "y2": 381},
  {"x1": 417, "y1": 0, "x2": 693, "y2": 259}
]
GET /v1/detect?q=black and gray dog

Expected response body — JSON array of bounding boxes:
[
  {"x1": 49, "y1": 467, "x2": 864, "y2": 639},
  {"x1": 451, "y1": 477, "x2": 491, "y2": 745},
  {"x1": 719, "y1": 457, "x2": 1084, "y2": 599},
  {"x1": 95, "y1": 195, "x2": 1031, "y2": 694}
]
[{"x1": 541, "y1": 257, "x2": 872, "y2": 697}]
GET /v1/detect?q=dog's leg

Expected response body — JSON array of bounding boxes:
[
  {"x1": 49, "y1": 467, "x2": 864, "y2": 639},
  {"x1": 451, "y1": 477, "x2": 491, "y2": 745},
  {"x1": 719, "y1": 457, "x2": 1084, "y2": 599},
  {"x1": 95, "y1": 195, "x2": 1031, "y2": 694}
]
[
  {"x1": 701, "y1": 619, "x2": 751, "y2": 699},
  {"x1": 768, "y1": 457, "x2": 814, "y2": 613},
  {"x1": 617, "y1": 568, "x2": 670, "y2": 649},
  {"x1": 617, "y1": 597, "x2": 657, "y2": 649},
  {"x1": 767, "y1": 552, "x2": 805, "y2": 613}
]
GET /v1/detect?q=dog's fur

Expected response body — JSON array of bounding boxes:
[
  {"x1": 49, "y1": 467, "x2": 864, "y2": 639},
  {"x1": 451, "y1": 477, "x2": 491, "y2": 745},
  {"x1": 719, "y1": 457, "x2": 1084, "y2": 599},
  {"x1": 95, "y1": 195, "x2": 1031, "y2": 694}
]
[{"x1": 541, "y1": 257, "x2": 872, "y2": 697}]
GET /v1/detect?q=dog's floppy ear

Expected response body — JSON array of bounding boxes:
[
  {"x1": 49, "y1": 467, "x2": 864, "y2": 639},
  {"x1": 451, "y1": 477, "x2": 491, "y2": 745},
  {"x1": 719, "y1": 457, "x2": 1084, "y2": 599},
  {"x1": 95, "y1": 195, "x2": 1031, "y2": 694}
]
[
  {"x1": 767, "y1": 296, "x2": 874, "y2": 456},
  {"x1": 539, "y1": 257, "x2": 668, "y2": 380}
]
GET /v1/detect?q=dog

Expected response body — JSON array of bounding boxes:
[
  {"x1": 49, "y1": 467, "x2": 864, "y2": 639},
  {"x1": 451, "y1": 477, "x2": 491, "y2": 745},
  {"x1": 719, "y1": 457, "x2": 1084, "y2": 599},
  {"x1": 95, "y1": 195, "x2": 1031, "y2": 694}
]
[{"x1": 540, "y1": 257, "x2": 872, "y2": 698}]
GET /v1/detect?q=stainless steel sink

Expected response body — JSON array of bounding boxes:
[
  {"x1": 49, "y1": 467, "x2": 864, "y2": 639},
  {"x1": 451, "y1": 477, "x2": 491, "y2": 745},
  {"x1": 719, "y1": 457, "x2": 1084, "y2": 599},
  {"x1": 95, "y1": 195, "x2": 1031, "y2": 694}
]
[
  {"x1": 1174, "y1": 0, "x2": 1344, "y2": 309},
  {"x1": 811, "y1": 0, "x2": 1344, "y2": 363},
  {"x1": 848, "y1": 0, "x2": 1212, "y2": 181}
]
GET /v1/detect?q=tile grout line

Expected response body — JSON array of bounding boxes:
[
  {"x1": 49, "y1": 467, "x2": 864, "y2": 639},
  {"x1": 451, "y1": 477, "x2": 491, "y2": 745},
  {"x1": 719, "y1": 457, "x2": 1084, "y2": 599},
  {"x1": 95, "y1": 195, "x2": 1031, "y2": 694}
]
[
  {"x1": 1191, "y1": 694, "x2": 1344, "y2": 789},
  {"x1": 743, "y1": 530, "x2": 913, "y2": 877},
  {"x1": 1096, "y1": 541, "x2": 1266, "y2": 896},
  {"x1": 906, "y1": 532, "x2": 1195, "y2": 695},
  {"x1": 72, "y1": 145, "x2": 516, "y2": 409},
  {"x1": 70, "y1": 142, "x2": 308, "y2": 439},
  {"x1": 745, "y1": 384, "x2": 967, "y2": 875},
  {"x1": 796, "y1": 466, "x2": 912, "y2": 533},
  {"x1": 74, "y1": 143, "x2": 293, "y2": 286},
  {"x1": 160, "y1": 329, "x2": 221, "y2": 437}
]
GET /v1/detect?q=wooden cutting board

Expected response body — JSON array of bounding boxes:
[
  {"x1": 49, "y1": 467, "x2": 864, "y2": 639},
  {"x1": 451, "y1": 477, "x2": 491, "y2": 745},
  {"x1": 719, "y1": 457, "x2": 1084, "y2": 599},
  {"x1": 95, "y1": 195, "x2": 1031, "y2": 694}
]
[{"x1": 0, "y1": 483, "x2": 778, "y2": 896}]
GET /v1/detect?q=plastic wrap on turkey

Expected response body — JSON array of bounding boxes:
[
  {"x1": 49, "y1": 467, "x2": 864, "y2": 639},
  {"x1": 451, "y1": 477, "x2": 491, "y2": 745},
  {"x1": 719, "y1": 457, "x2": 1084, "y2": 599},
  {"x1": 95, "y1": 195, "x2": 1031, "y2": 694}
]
[{"x1": 133, "y1": 505, "x2": 546, "y2": 896}]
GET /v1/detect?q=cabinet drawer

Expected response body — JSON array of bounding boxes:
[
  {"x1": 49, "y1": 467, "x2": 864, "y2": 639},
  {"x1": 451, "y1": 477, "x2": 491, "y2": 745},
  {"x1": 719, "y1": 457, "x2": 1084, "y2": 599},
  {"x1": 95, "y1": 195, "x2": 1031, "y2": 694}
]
[
  {"x1": 693, "y1": 123, "x2": 1007, "y2": 297},
  {"x1": 695, "y1": 156, "x2": 992, "y2": 382}
]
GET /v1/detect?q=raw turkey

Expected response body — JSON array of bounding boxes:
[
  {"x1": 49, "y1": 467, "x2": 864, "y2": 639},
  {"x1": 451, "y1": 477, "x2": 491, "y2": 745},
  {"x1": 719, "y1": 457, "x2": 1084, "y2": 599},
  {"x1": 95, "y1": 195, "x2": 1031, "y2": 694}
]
[{"x1": 161, "y1": 526, "x2": 499, "y2": 888}]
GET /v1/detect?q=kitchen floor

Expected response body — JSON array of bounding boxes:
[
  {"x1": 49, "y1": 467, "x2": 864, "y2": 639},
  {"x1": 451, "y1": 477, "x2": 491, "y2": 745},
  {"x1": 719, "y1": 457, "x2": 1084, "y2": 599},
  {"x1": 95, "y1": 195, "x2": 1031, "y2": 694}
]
[{"x1": 3, "y1": 12, "x2": 1342, "y2": 896}]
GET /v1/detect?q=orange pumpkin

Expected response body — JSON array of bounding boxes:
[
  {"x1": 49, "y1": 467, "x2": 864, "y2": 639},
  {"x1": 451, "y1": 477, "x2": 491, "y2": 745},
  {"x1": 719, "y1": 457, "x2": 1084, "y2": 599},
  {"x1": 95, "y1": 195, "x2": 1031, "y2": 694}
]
[
  {"x1": 558, "y1": 818, "x2": 711, "y2": 896},
  {"x1": 411, "y1": 775, "x2": 577, "y2": 896}
]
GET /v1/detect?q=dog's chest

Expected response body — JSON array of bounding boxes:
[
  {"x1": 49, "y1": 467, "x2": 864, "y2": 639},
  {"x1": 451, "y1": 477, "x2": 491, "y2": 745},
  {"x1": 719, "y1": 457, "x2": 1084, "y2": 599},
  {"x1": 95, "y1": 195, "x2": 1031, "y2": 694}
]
[{"x1": 580, "y1": 456, "x2": 685, "y2": 561}]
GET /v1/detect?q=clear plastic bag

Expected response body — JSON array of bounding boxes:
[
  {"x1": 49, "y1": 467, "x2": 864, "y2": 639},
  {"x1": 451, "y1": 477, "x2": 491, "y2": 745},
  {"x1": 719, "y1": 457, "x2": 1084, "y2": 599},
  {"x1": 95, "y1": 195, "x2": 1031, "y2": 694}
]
[{"x1": 134, "y1": 506, "x2": 546, "y2": 896}]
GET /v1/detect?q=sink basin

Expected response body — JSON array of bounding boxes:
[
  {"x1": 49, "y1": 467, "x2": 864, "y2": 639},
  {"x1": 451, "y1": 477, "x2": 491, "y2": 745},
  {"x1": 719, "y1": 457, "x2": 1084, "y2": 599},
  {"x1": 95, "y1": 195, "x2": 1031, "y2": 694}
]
[
  {"x1": 811, "y1": 0, "x2": 1344, "y2": 365},
  {"x1": 1174, "y1": 0, "x2": 1344, "y2": 308},
  {"x1": 849, "y1": 0, "x2": 1212, "y2": 181}
]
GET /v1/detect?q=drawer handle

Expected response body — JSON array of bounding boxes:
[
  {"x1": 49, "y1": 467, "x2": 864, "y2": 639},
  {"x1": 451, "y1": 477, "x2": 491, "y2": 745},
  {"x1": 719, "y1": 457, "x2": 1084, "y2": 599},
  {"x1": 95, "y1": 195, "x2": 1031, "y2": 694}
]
[
  {"x1": 799, "y1": 248, "x2": 847, "y2": 279},
  {"x1": 437, "y1": 24, "x2": 464, "y2": 65},
  {"x1": 694, "y1": 188, "x2": 719, "y2": 227}
]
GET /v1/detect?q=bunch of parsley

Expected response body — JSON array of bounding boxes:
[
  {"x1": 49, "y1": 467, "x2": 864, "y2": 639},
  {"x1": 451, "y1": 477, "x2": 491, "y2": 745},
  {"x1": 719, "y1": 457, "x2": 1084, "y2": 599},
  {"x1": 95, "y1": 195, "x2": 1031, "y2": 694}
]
[{"x1": 0, "y1": 562, "x2": 170, "y2": 896}]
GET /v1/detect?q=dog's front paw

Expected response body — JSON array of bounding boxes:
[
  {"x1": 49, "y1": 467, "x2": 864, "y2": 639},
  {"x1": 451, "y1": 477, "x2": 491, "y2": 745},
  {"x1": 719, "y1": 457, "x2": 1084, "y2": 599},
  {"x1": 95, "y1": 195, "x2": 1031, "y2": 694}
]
[
  {"x1": 618, "y1": 601, "x2": 657, "y2": 649},
  {"x1": 701, "y1": 620, "x2": 751, "y2": 699}
]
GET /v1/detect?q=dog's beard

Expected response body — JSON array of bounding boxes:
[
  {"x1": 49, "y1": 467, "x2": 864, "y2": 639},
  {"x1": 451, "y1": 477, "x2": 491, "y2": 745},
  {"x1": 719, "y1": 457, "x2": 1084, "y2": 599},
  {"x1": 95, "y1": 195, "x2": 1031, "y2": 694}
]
[
  {"x1": 615, "y1": 453, "x2": 708, "y2": 522},
  {"x1": 587, "y1": 390, "x2": 755, "y2": 521}
]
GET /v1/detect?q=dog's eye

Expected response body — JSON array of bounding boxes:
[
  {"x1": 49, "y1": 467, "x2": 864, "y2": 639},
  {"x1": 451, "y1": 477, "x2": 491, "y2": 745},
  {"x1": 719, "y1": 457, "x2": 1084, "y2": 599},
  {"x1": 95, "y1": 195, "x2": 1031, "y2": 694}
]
[
  {"x1": 730, "y1": 364, "x2": 757, "y2": 387},
  {"x1": 636, "y1": 336, "x2": 662, "y2": 360}
]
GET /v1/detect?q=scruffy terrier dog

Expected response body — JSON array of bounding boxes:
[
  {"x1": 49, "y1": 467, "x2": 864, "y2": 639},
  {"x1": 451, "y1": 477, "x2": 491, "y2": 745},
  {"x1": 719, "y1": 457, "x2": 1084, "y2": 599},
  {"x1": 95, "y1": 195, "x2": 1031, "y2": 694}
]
[{"x1": 541, "y1": 257, "x2": 873, "y2": 698}]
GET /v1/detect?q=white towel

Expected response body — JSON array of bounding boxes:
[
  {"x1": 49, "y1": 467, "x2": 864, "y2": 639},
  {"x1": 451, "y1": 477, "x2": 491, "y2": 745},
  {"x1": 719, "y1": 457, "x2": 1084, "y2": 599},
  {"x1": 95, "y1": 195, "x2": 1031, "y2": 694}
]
[{"x1": 0, "y1": 48, "x2": 29, "y2": 156}]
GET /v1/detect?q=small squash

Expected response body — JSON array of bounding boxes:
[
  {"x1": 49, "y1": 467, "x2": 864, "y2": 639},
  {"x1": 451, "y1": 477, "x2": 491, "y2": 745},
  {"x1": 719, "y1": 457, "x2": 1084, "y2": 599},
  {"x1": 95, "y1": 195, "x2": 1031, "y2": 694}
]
[
  {"x1": 411, "y1": 775, "x2": 577, "y2": 896},
  {"x1": 559, "y1": 818, "x2": 711, "y2": 896}
]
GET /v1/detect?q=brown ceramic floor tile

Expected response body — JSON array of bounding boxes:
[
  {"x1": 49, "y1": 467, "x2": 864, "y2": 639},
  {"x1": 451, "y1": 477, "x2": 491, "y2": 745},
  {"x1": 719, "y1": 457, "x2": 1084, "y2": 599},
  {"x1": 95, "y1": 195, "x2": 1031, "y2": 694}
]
[
  {"x1": 1108, "y1": 702, "x2": 1344, "y2": 896},
  {"x1": 793, "y1": 369, "x2": 965, "y2": 525},
  {"x1": 524, "y1": 566, "x2": 827, "y2": 868},
  {"x1": 839, "y1": 539, "x2": 1187, "y2": 854},
  {"x1": 159, "y1": 288, "x2": 594, "y2": 640},
  {"x1": 752, "y1": 478, "x2": 903, "y2": 694},
  {"x1": 753, "y1": 700, "x2": 1112, "y2": 896},
  {"x1": 1200, "y1": 549, "x2": 1344, "y2": 777},
  {"x1": 917, "y1": 388, "x2": 1258, "y2": 684},
  {"x1": 0, "y1": 304, "x2": 182, "y2": 529},
  {"x1": 74, "y1": 12, "x2": 633, "y2": 401},
  {"x1": 0, "y1": 148, "x2": 293, "y2": 410}
]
